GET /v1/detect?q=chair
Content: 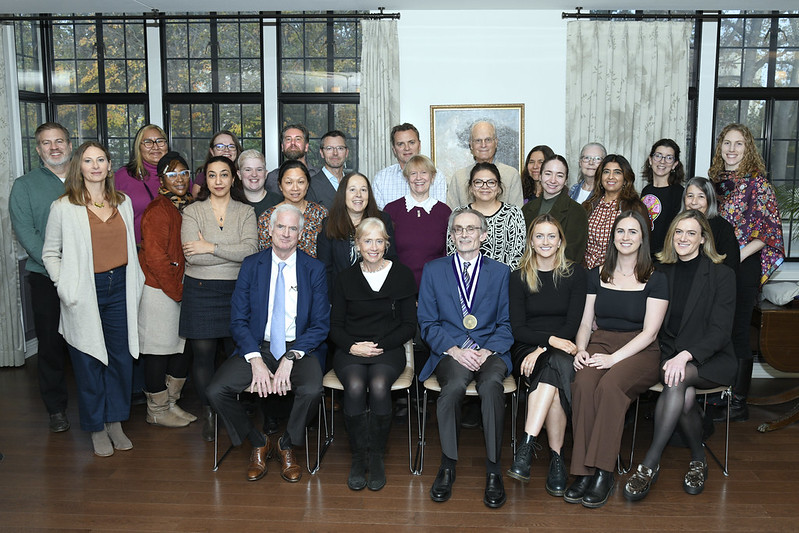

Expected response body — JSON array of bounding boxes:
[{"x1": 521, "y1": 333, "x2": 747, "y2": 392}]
[
  {"x1": 415, "y1": 372, "x2": 518, "y2": 475},
  {"x1": 317, "y1": 340, "x2": 419, "y2": 474},
  {"x1": 617, "y1": 384, "x2": 732, "y2": 476},
  {"x1": 212, "y1": 385, "x2": 326, "y2": 474}
]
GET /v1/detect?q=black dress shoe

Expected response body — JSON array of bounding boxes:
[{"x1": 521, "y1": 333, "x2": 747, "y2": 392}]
[
  {"x1": 582, "y1": 468, "x2": 615, "y2": 508},
  {"x1": 430, "y1": 467, "x2": 455, "y2": 502},
  {"x1": 563, "y1": 475, "x2": 592, "y2": 504},
  {"x1": 483, "y1": 472, "x2": 506, "y2": 509},
  {"x1": 49, "y1": 412, "x2": 70, "y2": 433}
]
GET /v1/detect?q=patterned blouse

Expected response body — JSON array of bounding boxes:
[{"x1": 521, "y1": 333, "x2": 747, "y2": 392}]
[
  {"x1": 447, "y1": 202, "x2": 526, "y2": 270},
  {"x1": 583, "y1": 198, "x2": 621, "y2": 270},
  {"x1": 257, "y1": 201, "x2": 328, "y2": 258},
  {"x1": 716, "y1": 172, "x2": 785, "y2": 284}
]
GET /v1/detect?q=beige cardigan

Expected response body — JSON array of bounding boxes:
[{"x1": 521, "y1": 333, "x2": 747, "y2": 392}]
[{"x1": 42, "y1": 195, "x2": 144, "y2": 365}]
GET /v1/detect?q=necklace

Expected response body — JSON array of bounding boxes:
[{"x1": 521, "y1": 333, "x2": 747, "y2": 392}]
[
  {"x1": 616, "y1": 268, "x2": 635, "y2": 277},
  {"x1": 361, "y1": 259, "x2": 387, "y2": 273},
  {"x1": 93, "y1": 201, "x2": 105, "y2": 208}
]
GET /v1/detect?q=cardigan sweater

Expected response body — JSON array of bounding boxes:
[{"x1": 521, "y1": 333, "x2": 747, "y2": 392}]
[
  {"x1": 139, "y1": 194, "x2": 185, "y2": 301},
  {"x1": 42, "y1": 195, "x2": 144, "y2": 365},
  {"x1": 181, "y1": 199, "x2": 258, "y2": 281}
]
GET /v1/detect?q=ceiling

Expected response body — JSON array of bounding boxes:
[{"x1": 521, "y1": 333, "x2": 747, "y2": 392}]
[{"x1": 3, "y1": 1, "x2": 797, "y2": 16}]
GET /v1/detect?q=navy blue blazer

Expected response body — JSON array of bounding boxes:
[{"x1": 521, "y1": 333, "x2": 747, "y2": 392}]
[
  {"x1": 417, "y1": 254, "x2": 514, "y2": 381},
  {"x1": 230, "y1": 248, "x2": 330, "y2": 368}
]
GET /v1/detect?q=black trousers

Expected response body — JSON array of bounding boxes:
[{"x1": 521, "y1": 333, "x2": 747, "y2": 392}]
[
  {"x1": 434, "y1": 355, "x2": 507, "y2": 463},
  {"x1": 29, "y1": 272, "x2": 69, "y2": 414},
  {"x1": 207, "y1": 347, "x2": 323, "y2": 448}
]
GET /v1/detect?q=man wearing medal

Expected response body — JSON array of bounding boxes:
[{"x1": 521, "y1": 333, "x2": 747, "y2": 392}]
[{"x1": 418, "y1": 207, "x2": 514, "y2": 509}]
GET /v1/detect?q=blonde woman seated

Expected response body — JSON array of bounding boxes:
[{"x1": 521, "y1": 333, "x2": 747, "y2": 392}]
[
  {"x1": 507, "y1": 214, "x2": 586, "y2": 497},
  {"x1": 623, "y1": 210, "x2": 735, "y2": 501}
]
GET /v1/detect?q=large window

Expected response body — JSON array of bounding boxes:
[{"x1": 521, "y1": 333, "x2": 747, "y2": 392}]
[
  {"x1": 14, "y1": 16, "x2": 148, "y2": 171},
  {"x1": 278, "y1": 13, "x2": 361, "y2": 171},
  {"x1": 163, "y1": 13, "x2": 264, "y2": 172},
  {"x1": 716, "y1": 12, "x2": 799, "y2": 258}
]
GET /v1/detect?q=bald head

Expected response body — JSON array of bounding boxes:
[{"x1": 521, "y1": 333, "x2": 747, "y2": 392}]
[{"x1": 469, "y1": 121, "x2": 497, "y2": 163}]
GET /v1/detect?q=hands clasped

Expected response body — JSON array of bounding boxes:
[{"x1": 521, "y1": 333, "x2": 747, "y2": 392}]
[
  {"x1": 249, "y1": 357, "x2": 293, "y2": 397},
  {"x1": 350, "y1": 341, "x2": 383, "y2": 358},
  {"x1": 449, "y1": 346, "x2": 491, "y2": 372}
]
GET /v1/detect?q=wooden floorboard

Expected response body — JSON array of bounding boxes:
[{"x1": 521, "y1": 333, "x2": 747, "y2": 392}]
[{"x1": 2, "y1": 358, "x2": 799, "y2": 532}]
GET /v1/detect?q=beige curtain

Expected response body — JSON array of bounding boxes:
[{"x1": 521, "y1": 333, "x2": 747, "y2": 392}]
[
  {"x1": 358, "y1": 19, "x2": 400, "y2": 179},
  {"x1": 566, "y1": 21, "x2": 691, "y2": 189},
  {"x1": 0, "y1": 29, "x2": 25, "y2": 367}
]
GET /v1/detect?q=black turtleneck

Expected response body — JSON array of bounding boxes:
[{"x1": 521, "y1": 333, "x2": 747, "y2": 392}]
[{"x1": 667, "y1": 254, "x2": 701, "y2": 333}]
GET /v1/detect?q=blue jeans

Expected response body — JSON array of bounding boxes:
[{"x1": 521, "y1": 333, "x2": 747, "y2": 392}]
[{"x1": 68, "y1": 266, "x2": 133, "y2": 432}]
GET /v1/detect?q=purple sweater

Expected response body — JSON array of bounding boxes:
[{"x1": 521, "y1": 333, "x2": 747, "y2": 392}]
[
  {"x1": 384, "y1": 198, "x2": 452, "y2": 290},
  {"x1": 114, "y1": 160, "x2": 160, "y2": 244}
]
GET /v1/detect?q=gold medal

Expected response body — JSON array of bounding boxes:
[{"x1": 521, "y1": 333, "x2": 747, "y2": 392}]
[{"x1": 463, "y1": 314, "x2": 477, "y2": 330}]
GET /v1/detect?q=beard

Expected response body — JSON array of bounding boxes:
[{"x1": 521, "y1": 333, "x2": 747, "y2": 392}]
[{"x1": 283, "y1": 147, "x2": 306, "y2": 160}]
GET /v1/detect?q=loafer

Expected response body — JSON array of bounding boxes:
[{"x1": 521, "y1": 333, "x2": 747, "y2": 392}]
[
  {"x1": 49, "y1": 412, "x2": 70, "y2": 433},
  {"x1": 246, "y1": 436, "x2": 272, "y2": 481},
  {"x1": 483, "y1": 472, "x2": 506, "y2": 509},
  {"x1": 623, "y1": 463, "x2": 659, "y2": 502},
  {"x1": 275, "y1": 438, "x2": 302, "y2": 483},
  {"x1": 563, "y1": 475, "x2": 592, "y2": 504},
  {"x1": 430, "y1": 467, "x2": 455, "y2": 502},
  {"x1": 582, "y1": 468, "x2": 615, "y2": 508},
  {"x1": 684, "y1": 460, "x2": 708, "y2": 495}
]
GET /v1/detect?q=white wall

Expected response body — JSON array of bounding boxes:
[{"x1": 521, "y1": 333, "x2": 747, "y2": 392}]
[{"x1": 397, "y1": 10, "x2": 568, "y2": 163}]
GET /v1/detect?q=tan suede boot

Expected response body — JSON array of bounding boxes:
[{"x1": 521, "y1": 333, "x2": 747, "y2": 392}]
[
  {"x1": 165, "y1": 375, "x2": 197, "y2": 422},
  {"x1": 145, "y1": 390, "x2": 190, "y2": 427}
]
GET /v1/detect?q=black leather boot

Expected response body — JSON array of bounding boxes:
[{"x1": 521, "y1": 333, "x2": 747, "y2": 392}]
[
  {"x1": 344, "y1": 413, "x2": 369, "y2": 490},
  {"x1": 367, "y1": 413, "x2": 393, "y2": 491},
  {"x1": 545, "y1": 449, "x2": 568, "y2": 496},
  {"x1": 507, "y1": 434, "x2": 537, "y2": 483},
  {"x1": 582, "y1": 468, "x2": 615, "y2": 508}
]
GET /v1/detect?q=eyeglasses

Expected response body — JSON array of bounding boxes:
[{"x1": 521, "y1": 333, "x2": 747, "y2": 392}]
[
  {"x1": 651, "y1": 153, "x2": 676, "y2": 163},
  {"x1": 580, "y1": 156, "x2": 603, "y2": 164},
  {"x1": 451, "y1": 225, "x2": 480, "y2": 235},
  {"x1": 471, "y1": 137, "x2": 496, "y2": 146},
  {"x1": 472, "y1": 179, "x2": 498, "y2": 189},
  {"x1": 214, "y1": 143, "x2": 237, "y2": 151},
  {"x1": 142, "y1": 138, "x2": 167, "y2": 148},
  {"x1": 322, "y1": 146, "x2": 347, "y2": 153},
  {"x1": 164, "y1": 170, "x2": 191, "y2": 180}
]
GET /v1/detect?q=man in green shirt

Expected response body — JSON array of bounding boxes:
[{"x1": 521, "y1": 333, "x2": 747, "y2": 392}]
[{"x1": 9, "y1": 122, "x2": 73, "y2": 432}]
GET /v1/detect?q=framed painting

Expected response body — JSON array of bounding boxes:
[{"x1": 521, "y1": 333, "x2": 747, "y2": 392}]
[{"x1": 430, "y1": 103, "x2": 525, "y2": 180}]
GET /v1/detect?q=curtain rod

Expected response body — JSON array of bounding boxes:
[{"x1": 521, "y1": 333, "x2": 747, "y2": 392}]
[
  {"x1": 0, "y1": 9, "x2": 400, "y2": 23},
  {"x1": 562, "y1": 8, "x2": 798, "y2": 21}
]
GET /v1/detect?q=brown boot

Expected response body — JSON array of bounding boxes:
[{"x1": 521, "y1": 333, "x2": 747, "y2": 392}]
[
  {"x1": 145, "y1": 390, "x2": 190, "y2": 428},
  {"x1": 165, "y1": 375, "x2": 198, "y2": 422}
]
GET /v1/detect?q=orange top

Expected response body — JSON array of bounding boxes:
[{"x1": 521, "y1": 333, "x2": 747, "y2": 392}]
[{"x1": 87, "y1": 208, "x2": 128, "y2": 273}]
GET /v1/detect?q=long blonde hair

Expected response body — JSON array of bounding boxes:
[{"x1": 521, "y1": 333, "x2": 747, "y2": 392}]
[
  {"x1": 519, "y1": 214, "x2": 573, "y2": 293},
  {"x1": 63, "y1": 141, "x2": 125, "y2": 208},
  {"x1": 656, "y1": 210, "x2": 726, "y2": 265}
]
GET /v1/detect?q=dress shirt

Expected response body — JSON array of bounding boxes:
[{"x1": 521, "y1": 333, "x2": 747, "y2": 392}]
[
  {"x1": 372, "y1": 163, "x2": 447, "y2": 209},
  {"x1": 243, "y1": 250, "x2": 300, "y2": 362},
  {"x1": 321, "y1": 167, "x2": 341, "y2": 191}
]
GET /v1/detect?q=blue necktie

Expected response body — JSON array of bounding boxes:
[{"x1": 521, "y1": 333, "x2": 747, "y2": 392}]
[
  {"x1": 459, "y1": 261, "x2": 478, "y2": 350},
  {"x1": 270, "y1": 261, "x2": 287, "y2": 359}
]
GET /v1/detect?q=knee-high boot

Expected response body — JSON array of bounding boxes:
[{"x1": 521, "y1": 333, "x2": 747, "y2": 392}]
[
  {"x1": 367, "y1": 413, "x2": 393, "y2": 491},
  {"x1": 344, "y1": 413, "x2": 369, "y2": 490}
]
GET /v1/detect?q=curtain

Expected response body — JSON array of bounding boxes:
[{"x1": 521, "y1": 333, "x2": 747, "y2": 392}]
[
  {"x1": 358, "y1": 19, "x2": 400, "y2": 179},
  {"x1": 0, "y1": 28, "x2": 26, "y2": 367},
  {"x1": 566, "y1": 21, "x2": 691, "y2": 189}
]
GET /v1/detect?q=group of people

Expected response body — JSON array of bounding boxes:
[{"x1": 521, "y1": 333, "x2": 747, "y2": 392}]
[{"x1": 8, "y1": 117, "x2": 784, "y2": 509}]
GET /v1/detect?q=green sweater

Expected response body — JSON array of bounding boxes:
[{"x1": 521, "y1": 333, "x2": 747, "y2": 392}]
[{"x1": 9, "y1": 166, "x2": 66, "y2": 276}]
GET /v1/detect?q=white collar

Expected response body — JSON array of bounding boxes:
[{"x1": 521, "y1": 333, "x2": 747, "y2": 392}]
[{"x1": 403, "y1": 194, "x2": 437, "y2": 213}]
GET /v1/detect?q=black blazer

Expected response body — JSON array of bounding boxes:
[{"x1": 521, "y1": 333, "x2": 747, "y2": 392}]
[
  {"x1": 658, "y1": 254, "x2": 737, "y2": 386},
  {"x1": 307, "y1": 170, "x2": 337, "y2": 210},
  {"x1": 521, "y1": 189, "x2": 589, "y2": 264}
]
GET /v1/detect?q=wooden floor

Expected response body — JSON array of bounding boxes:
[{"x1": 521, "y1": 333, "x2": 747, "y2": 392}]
[{"x1": 1, "y1": 358, "x2": 799, "y2": 532}]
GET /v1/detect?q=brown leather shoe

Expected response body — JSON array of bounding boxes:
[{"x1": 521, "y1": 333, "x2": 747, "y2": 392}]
[
  {"x1": 246, "y1": 436, "x2": 272, "y2": 481},
  {"x1": 276, "y1": 439, "x2": 302, "y2": 483}
]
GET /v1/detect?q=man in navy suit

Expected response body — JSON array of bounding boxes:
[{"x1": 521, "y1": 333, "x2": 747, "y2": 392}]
[
  {"x1": 418, "y1": 207, "x2": 513, "y2": 508},
  {"x1": 207, "y1": 204, "x2": 329, "y2": 483}
]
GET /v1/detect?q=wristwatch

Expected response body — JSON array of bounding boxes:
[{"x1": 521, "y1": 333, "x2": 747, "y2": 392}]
[{"x1": 284, "y1": 350, "x2": 301, "y2": 361}]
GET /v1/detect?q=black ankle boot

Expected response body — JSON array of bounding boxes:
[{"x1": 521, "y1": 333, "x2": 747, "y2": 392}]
[
  {"x1": 507, "y1": 434, "x2": 537, "y2": 483},
  {"x1": 582, "y1": 468, "x2": 615, "y2": 508},
  {"x1": 545, "y1": 449, "x2": 567, "y2": 496}
]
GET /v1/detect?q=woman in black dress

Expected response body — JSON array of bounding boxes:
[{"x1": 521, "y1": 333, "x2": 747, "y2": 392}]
[
  {"x1": 329, "y1": 217, "x2": 416, "y2": 492},
  {"x1": 506, "y1": 214, "x2": 587, "y2": 497},
  {"x1": 624, "y1": 210, "x2": 735, "y2": 500}
]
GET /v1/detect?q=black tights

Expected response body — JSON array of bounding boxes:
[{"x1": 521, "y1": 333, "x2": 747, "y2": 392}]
[
  {"x1": 191, "y1": 337, "x2": 234, "y2": 406},
  {"x1": 643, "y1": 363, "x2": 717, "y2": 469},
  {"x1": 337, "y1": 363, "x2": 400, "y2": 416},
  {"x1": 142, "y1": 351, "x2": 191, "y2": 393}
]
